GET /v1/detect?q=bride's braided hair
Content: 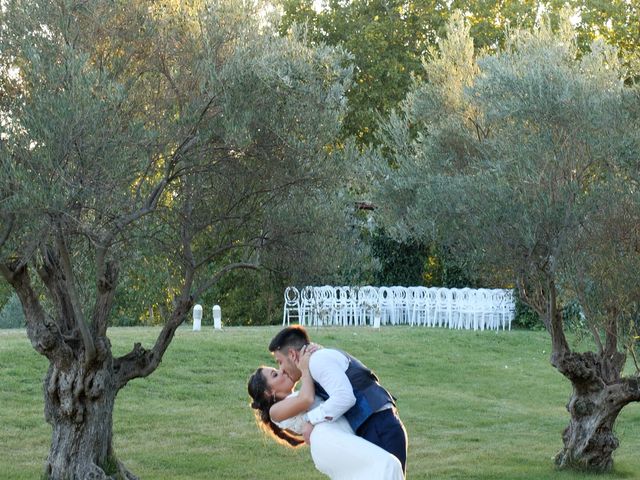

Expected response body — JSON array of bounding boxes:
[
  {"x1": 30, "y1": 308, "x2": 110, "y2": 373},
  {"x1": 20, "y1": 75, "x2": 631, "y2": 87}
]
[{"x1": 248, "y1": 367, "x2": 304, "y2": 447}]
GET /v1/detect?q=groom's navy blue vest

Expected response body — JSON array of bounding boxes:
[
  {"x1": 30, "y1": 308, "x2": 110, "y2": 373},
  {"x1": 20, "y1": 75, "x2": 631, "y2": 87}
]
[{"x1": 314, "y1": 350, "x2": 395, "y2": 432}]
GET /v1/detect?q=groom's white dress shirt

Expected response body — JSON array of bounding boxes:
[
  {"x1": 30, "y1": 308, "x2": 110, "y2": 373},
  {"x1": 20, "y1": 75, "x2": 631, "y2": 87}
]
[{"x1": 305, "y1": 349, "x2": 356, "y2": 425}]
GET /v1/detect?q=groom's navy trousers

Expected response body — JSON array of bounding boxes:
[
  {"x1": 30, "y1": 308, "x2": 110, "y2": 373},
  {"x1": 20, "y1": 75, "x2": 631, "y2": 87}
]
[{"x1": 357, "y1": 407, "x2": 408, "y2": 473}]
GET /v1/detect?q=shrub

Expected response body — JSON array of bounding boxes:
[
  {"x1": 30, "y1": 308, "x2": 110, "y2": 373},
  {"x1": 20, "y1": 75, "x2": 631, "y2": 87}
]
[{"x1": 0, "y1": 294, "x2": 25, "y2": 329}]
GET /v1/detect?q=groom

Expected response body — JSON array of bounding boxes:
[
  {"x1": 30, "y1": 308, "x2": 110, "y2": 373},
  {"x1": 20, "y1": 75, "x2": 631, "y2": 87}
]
[{"x1": 269, "y1": 326, "x2": 408, "y2": 472}]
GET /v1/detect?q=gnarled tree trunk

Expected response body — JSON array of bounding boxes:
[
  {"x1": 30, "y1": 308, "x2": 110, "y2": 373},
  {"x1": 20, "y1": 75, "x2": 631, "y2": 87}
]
[
  {"x1": 1, "y1": 250, "x2": 193, "y2": 480},
  {"x1": 42, "y1": 354, "x2": 136, "y2": 480},
  {"x1": 553, "y1": 350, "x2": 634, "y2": 472},
  {"x1": 525, "y1": 275, "x2": 640, "y2": 473}
]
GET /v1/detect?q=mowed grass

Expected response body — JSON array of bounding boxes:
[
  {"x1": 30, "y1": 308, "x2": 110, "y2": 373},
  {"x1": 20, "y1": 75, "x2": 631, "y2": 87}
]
[{"x1": 2, "y1": 326, "x2": 640, "y2": 479}]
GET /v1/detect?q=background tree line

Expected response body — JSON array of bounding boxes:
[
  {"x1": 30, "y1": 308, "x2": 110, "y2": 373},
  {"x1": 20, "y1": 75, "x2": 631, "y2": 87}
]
[
  {"x1": 2, "y1": 0, "x2": 639, "y2": 328},
  {"x1": 198, "y1": 0, "x2": 640, "y2": 327}
]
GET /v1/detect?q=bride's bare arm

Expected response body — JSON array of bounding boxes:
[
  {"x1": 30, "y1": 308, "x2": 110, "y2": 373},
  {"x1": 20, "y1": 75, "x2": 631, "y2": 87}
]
[{"x1": 269, "y1": 347, "x2": 315, "y2": 422}]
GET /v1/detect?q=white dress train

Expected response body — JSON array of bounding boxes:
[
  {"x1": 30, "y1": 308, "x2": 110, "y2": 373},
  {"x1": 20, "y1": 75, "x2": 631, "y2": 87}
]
[{"x1": 275, "y1": 394, "x2": 404, "y2": 480}]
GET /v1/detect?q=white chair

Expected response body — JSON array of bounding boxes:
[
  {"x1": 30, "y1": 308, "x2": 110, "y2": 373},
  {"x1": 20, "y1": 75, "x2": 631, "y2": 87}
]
[
  {"x1": 434, "y1": 288, "x2": 453, "y2": 328},
  {"x1": 334, "y1": 286, "x2": 354, "y2": 326},
  {"x1": 378, "y1": 287, "x2": 395, "y2": 325},
  {"x1": 475, "y1": 288, "x2": 493, "y2": 331},
  {"x1": 469, "y1": 288, "x2": 488, "y2": 330},
  {"x1": 391, "y1": 286, "x2": 409, "y2": 325},
  {"x1": 310, "y1": 286, "x2": 325, "y2": 327},
  {"x1": 282, "y1": 287, "x2": 300, "y2": 326},
  {"x1": 449, "y1": 288, "x2": 463, "y2": 329},
  {"x1": 409, "y1": 287, "x2": 427, "y2": 326},
  {"x1": 299, "y1": 286, "x2": 315, "y2": 326},
  {"x1": 357, "y1": 286, "x2": 379, "y2": 326},
  {"x1": 425, "y1": 288, "x2": 439, "y2": 327},
  {"x1": 458, "y1": 287, "x2": 475, "y2": 330},
  {"x1": 345, "y1": 286, "x2": 359, "y2": 325},
  {"x1": 500, "y1": 289, "x2": 516, "y2": 330},
  {"x1": 314, "y1": 286, "x2": 334, "y2": 326},
  {"x1": 487, "y1": 289, "x2": 505, "y2": 330}
]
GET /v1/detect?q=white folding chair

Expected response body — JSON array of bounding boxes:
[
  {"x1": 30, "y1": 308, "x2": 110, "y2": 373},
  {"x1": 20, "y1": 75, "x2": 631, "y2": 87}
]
[
  {"x1": 299, "y1": 286, "x2": 315, "y2": 326},
  {"x1": 357, "y1": 286, "x2": 379, "y2": 326},
  {"x1": 475, "y1": 288, "x2": 492, "y2": 331},
  {"x1": 314, "y1": 286, "x2": 334, "y2": 326},
  {"x1": 391, "y1": 286, "x2": 409, "y2": 325},
  {"x1": 333, "y1": 286, "x2": 353, "y2": 326},
  {"x1": 434, "y1": 288, "x2": 453, "y2": 328},
  {"x1": 378, "y1": 287, "x2": 395, "y2": 325},
  {"x1": 282, "y1": 287, "x2": 300, "y2": 325},
  {"x1": 500, "y1": 289, "x2": 516, "y2": 330},
  {"x1": 424, "y1": 288, "x2": 439, "y2": 327},
  {"x1": 409, "y1": 287, "x2": 427, "y2": 326}
]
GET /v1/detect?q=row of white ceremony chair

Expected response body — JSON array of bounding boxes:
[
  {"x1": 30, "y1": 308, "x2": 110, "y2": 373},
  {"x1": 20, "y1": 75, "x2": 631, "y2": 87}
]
[{"x1": 283, "y1": 286, "x2": 515, "y2": 331}]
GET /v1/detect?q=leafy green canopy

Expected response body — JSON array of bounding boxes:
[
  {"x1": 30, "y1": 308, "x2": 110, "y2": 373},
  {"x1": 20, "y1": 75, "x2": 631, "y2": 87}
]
[
  {"x1": 373, "y1": 8, "x2": 640, "y2": 341},
  {"x1": 279, "y1": 0, "x2": 639, "y2": 145},
  {"x1": 0, "y1": 0, "x2": 353, "y2": 327}
]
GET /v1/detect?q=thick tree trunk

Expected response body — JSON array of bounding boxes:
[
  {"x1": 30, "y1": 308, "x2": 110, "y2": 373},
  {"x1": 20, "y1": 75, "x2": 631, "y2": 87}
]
[
  {"x1": 43, "y1": 357, "x2": 137, "y2": 480},
  {"x1": 554, "y1": 388, "x2": 622, "y2": 472},
  {"x1": 553, "y1": 351, "x2": 629, "y2": 473},
  {"x1": 3, "y1": 258, "x2": 191, "y2": 479}
]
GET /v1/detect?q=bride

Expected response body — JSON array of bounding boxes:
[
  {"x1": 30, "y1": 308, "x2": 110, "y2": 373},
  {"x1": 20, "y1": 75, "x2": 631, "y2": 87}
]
[{"x1": 248, "y1": 346, "x2": 404, "y2": 479}]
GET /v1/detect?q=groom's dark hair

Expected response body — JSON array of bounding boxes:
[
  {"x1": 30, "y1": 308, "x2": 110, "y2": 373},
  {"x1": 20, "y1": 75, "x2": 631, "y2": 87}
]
[{"x1": 269, "y1": 326, "x2": 310, "y2": 354}]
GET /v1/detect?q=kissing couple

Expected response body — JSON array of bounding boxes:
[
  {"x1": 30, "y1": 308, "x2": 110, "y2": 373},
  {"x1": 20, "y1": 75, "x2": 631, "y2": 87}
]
[{"x1": 248, "y1": 326, "x2": 408, "y2": 479}]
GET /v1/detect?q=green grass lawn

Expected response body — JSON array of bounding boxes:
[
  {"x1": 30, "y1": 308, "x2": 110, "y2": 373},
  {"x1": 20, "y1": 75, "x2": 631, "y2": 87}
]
[{"x1": 2, "y1": 326, "x2": 640, "y2": 479}]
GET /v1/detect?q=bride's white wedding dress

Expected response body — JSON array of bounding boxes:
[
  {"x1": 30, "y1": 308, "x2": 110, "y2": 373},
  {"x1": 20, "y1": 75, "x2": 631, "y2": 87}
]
[{"x1": 274, "y1": 393, "x2": 404, "y2": 480}]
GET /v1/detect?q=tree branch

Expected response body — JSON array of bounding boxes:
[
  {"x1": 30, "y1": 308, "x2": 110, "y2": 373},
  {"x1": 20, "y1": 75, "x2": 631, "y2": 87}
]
[
  {"x1": 548, "y1": 273, "x2": 570, "y2": 365},
  {"x1": 100, "y1": 122, "x2": 203, "y2": 249},
  {"x1": 193, "y1": 241, "x2": 255, "y2": 270},
  {"x1": 604, "y1": 313, "x2": 618, "y2": 358},
  {"x1": 0, "y1": 212, "x2": 15, "y2": 250},
  {"x1": 37, "y1": 246, "x2": 76, "y2": 334},
  {"x1": 113, "y1": 294, "x2": 193, "y2": 390},
  {"x1": 618, "y1": 377, "x2": 640, "y2": 404},
  {"x1": 572, "y1": 286, "x2": 604, "y2": 354},
  {"x1": 0, "y1": 261, "x2": 74, "y2": 368},
  {"x1": 193, "y1": 262, "x2": 260, "y2": 299},
  {"x1": 53, "y1": 224, "x2": 96, "y2": 366},
  {"x1": 113, "y1": 253, "x2": 258, "y2": 390},
  {"x1": 10, "y1": 228, "x2": 45, "y2": 274},
  {"x1": 113, "y1": 227, "x2": 198, "y2": 390},
  {"x1": 515, "y1": 274, "x2": 545, "y2": 319},
  {"x1": 102, "y1": 177, "x2": 167, "y2": 247},
  {"x1": 93, "y1": 259, "x2": 119, "y2": 338},
  {"x1": 589, "y1": 322, "x2": 604, "y2": 355}
]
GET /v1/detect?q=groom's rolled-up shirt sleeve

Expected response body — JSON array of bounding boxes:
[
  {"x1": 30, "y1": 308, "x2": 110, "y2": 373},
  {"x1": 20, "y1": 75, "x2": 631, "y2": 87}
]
[{"x1": 306, "y1": 349, "x2": 356, "y2": 425}]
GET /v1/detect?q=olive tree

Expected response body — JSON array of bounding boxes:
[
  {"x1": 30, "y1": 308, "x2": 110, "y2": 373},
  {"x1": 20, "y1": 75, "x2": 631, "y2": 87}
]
[
  {"x1": 0, "y1": 0, "x2": 351, "y2": 477},
  {"x1": 372, "y1": 11, "x2": 640, "y2": 472}
]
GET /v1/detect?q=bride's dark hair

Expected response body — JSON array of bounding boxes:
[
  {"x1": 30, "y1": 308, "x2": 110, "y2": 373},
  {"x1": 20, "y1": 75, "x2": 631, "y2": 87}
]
[{"x1": 247, "y1": 367, "x2": 304, "y2": 447}]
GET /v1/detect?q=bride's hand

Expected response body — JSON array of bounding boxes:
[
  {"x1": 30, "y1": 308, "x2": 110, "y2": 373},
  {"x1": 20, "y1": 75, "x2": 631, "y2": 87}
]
[
  {"x1": 305, "y1": 342, "x2": 322, "y2": 355},
  {"x1": 297, "y1": 345, "x2": 313, "y2": 371}
]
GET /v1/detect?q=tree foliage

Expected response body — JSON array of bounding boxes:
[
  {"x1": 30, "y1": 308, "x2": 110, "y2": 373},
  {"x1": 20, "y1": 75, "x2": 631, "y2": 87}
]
[
  {"x1": 279, "y1": 0, "x2": 639, "y2": 145},
  {"x1": 0, "y1": 0, "x2": 352, "y2": 476},
  {"x1": 279, "y1": 0, "x2": 444, "y2": 144},
  {"x1": 278, "y1": 0, "x2": 640, "y2": 292},
  {"x1": 373, "y1": 9, "x2": 640, "y2": 471}
]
